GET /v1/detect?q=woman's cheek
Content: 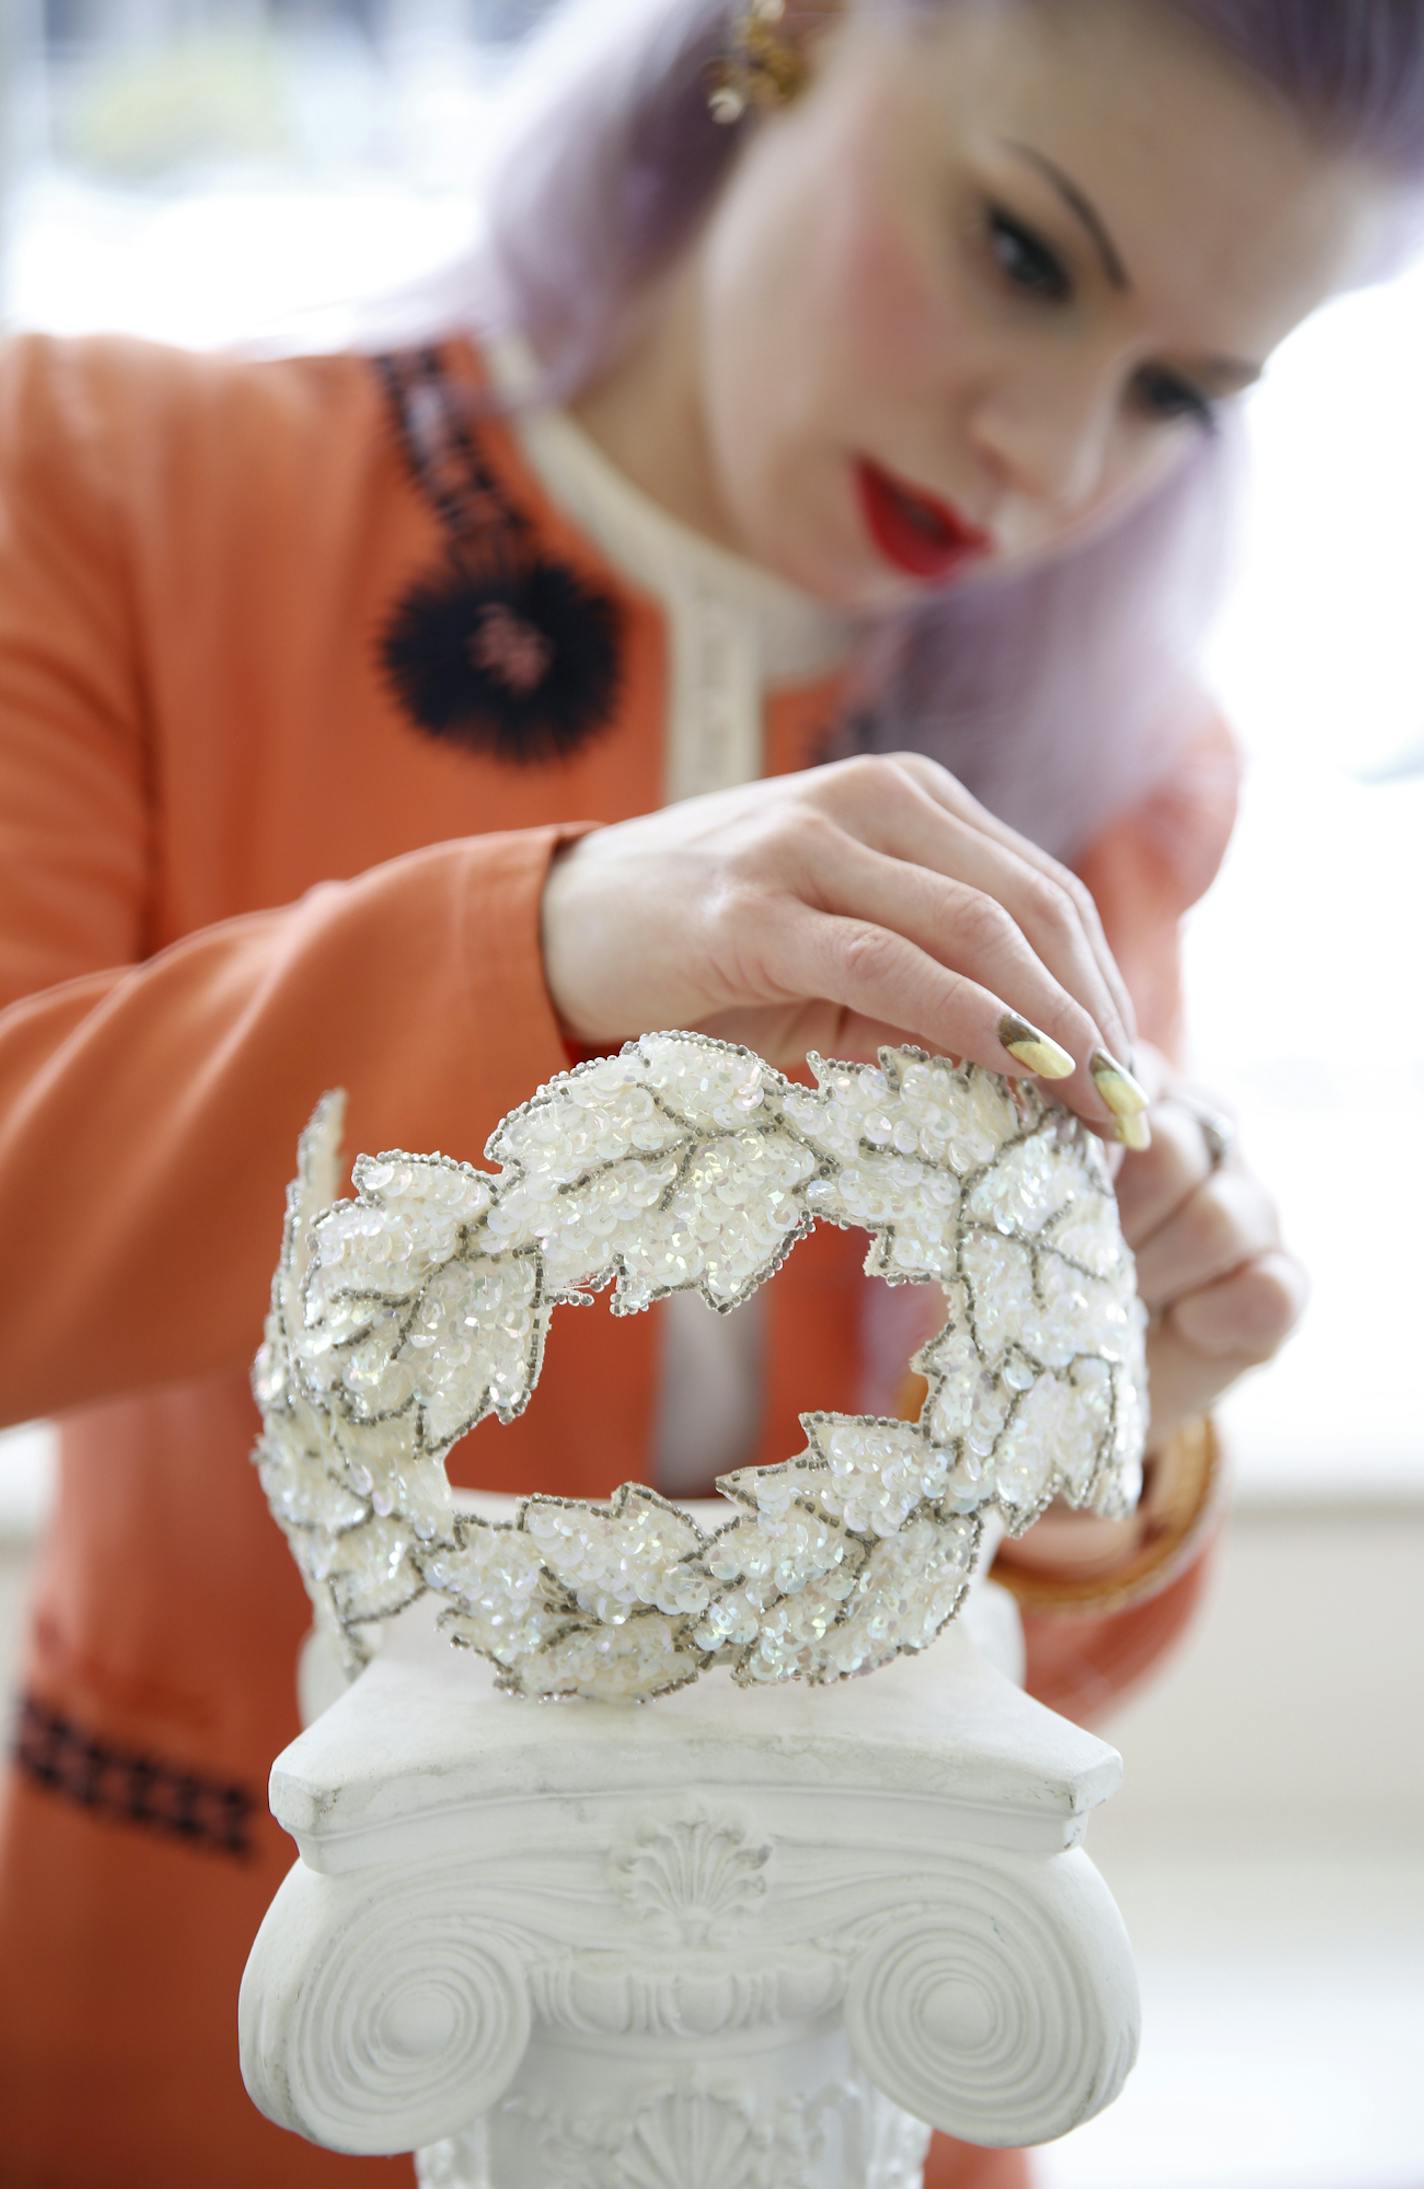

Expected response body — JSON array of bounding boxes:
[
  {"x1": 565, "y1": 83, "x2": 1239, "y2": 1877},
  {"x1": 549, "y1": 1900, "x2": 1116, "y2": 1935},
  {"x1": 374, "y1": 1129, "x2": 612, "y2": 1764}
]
[{"x1": 824, "y1": 195, "x2": 951, "y2": 389}]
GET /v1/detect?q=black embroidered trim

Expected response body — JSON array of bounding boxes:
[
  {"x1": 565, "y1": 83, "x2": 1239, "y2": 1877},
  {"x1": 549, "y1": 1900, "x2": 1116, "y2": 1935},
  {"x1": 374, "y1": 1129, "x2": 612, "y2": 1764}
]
[
  {"x1": 372, "y1": 344, "x2": 625, "y2": 765},
  {"x1": 375, "y1": 346, "x2": 535, "y2": 579},
  {"x1": 11, "y1": 1693, "x2": 256, "y2": 1859}
]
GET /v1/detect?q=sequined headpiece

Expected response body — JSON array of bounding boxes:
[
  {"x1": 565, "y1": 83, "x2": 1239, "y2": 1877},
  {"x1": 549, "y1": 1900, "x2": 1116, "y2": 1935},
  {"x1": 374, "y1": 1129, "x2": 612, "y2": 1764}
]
[{"x1": 253, "y1": 1034, "x2": 1147, "y2": 1704}]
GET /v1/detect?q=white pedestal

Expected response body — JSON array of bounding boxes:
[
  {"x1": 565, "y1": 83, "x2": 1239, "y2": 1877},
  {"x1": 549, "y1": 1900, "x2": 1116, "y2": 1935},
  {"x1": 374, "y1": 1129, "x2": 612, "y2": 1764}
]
[{"x1": 240, "y1": 1500, "x2": 1138, "y2": 2185}]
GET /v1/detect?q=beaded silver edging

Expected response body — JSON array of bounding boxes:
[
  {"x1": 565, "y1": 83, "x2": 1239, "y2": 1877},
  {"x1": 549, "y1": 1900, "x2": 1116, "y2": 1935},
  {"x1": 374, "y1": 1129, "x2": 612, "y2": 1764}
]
[{"x1": 251, "y1": 1033, "x2": 1148, "y2": 1704}]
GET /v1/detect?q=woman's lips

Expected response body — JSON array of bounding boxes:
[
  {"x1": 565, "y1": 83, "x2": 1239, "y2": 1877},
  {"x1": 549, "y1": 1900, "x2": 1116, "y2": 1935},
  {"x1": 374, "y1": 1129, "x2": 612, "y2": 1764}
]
[{"x1": 854, "y1": 457, "x2": 993, "y2": 583}]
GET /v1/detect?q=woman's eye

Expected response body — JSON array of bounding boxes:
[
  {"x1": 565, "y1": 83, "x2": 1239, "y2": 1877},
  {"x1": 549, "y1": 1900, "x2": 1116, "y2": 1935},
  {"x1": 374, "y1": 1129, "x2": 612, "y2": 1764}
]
[
  {"x1": 986, "y1": 207, "x2": 1072, "y2": 302},
  {"x1": 1137, "y1": 370, "x2": 1220, "y2": 434},
  {"x1": 983, "y1": 203, "x2": 1222, "y2": 437}
]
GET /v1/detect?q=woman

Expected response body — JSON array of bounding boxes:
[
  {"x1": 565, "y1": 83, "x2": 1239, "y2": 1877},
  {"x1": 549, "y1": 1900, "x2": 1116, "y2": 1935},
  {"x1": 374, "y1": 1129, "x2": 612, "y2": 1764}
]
[{"x1": 0, "y1": 0, "x2": 1416, "y2": 2181}]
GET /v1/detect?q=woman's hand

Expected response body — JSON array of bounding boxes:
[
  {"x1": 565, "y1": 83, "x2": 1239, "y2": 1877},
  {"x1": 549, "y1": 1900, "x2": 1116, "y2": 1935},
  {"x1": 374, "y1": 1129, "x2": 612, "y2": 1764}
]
[
  {"x1": 1118, "y1": 1040, "x2": 1310, "y2": 1449},
  {"x1": 988, "y1": 1041, "x2": 1308, "y2": 1582},
  {"x1": 540, "y1": 752, "x2": 1148, "y2": 1140}
]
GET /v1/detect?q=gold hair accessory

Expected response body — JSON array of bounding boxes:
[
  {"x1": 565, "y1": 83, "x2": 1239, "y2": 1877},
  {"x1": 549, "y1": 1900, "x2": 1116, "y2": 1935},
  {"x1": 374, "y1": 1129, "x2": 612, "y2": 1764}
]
[
  {"x1": 708, "y1": 0, "x2": 809, "y2": 124},
  {"x1": 253, "y1": 1034, "x2": 1150, "y2": 1703}
]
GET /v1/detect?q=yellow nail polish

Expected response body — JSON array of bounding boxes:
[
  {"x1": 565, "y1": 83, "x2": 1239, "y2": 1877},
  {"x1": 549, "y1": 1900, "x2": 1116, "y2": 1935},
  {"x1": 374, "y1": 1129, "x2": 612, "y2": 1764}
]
[
  {"x1": 1115, "y1": 1112, "x2": 1152, "y2": 1152},
  {"x1": 998, "y1": 1013, "x2": 1076, "y2": 1080},
  {"x1": 1090, "y1": 1048, "x2": 1151, "y2": 1118}
]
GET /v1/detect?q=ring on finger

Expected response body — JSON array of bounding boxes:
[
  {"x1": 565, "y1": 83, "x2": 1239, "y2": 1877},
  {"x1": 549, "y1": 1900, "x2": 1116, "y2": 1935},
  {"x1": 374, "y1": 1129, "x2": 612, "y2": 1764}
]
[{"x1": 1181, "y1": 1099, "x2": 1236, "y2": 1174}]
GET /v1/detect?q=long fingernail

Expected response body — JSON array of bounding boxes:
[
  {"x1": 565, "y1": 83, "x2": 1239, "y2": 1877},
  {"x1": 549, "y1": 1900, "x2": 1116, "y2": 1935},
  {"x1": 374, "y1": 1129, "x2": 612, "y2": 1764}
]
[
  {"x1": 999, "y1": 1013, "x2": 1076, "y2": 1080},
  {"x1": 1090, "y1": 1048, "x2": 1151, "y2": 1118},
  {"x1": 1115, "y1": 1112, "x2": 1152, "y2": 1151}
]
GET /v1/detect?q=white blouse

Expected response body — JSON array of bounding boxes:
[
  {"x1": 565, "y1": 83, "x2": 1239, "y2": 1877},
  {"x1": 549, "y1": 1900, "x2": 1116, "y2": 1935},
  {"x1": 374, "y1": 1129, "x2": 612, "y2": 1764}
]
[{"x1": 485, "y1": 330, "x2": 858, "y2": 1494}]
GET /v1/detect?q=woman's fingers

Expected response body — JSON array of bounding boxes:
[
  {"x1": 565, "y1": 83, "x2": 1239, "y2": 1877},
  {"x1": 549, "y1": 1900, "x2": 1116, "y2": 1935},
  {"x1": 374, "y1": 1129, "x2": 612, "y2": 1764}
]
[
  {"x1": 758, "y1": 903, "x2": 1121, "y2": 1137},
  {"x1": 791, "y1": 832, "x2": 1123, "y2": 1125},
  {"x1": 849, "y1": 752, "x2": 1140, "y2": 1061},
  {"x1": 1165, "y1": 1248, "x2": 1309, "y2": 1360},
  {"x1": 888, "y1": 751, "x2": 1139, "y2": 1044},
  {"x1": 1131, "y1": 1167, "x2": 1282, "y2": 1306},
  {"x1": 1113, "y1": 1094, "x2": 1224, "y2": 1246},
  {"x1": 1142, "y1": 1252, "x2": 1309, "y2": 1440},
  {"x1": 542, "y1": 758, "x2": 1150, "y2": 1113}
]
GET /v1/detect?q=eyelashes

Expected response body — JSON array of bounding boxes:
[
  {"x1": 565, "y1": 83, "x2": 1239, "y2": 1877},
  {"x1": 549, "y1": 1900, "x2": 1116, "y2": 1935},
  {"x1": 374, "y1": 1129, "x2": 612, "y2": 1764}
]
[
  {"x1": 986, "y1": 205, "x2": 1071, "y2": 301},
  {"x1": 980, "y1": 203, "x2": 1221, "y2": 435}
]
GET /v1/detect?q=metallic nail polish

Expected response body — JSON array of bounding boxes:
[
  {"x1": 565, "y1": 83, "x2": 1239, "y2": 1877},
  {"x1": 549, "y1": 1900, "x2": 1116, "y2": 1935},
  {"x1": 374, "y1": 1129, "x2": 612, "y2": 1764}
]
[
  {"x1": 1115, "y1": 1112, "x2": 1152, "y2": 1152},
  {"x1": 998, "y1": 1013, "x2": 1076, "y2": 1080},
  {"x1": 1089, "y1": 1048, "x2": 1151, "y2": 1118}
]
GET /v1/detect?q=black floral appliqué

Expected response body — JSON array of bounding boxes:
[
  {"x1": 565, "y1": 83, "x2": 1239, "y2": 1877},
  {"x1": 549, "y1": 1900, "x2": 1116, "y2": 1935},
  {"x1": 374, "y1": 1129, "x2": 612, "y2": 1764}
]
[
  {"x1": 378, "y1": 551, "x2": 623, "y2": 766},
  {"x1": 372, "y1": 344, "x2": 625, "y2": 767}
]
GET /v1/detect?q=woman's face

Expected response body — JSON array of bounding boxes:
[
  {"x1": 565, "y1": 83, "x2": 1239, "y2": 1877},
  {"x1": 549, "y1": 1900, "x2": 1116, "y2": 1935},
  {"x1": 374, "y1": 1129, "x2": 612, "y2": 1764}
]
[{"x1": 586, "y1": 0, "x2": 1400, "y2": 612}]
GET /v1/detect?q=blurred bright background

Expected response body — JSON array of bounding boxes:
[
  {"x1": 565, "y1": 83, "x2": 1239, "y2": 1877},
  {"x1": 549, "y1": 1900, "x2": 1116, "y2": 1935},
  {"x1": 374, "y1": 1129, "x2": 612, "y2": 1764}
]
[{"x1": 0, "y1": 5, "x2": 1420, "y2": 2186}]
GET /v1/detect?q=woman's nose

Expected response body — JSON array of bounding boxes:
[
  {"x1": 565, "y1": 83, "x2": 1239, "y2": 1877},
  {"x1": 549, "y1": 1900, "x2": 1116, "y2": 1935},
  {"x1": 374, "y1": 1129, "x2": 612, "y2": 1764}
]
[{"x1": 966, "y1": 372, "x2": 1119, "y2": 529}]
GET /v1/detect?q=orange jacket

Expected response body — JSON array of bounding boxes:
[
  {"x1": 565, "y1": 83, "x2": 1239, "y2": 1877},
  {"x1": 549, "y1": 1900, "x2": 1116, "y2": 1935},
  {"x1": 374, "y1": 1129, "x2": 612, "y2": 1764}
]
[{"x1": 0, "y1": 328, "x2": 1241, "y2": 2187}]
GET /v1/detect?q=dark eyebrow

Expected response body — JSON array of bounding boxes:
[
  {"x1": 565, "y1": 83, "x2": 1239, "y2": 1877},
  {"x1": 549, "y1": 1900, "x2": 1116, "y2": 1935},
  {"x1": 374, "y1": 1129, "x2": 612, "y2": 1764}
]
[
  {"x1": 998, "y1": 137, "x2": 1264, "y2": 389},
  {"x1": 999, "y1": 138, "x2": 1133, "y2": 291}
]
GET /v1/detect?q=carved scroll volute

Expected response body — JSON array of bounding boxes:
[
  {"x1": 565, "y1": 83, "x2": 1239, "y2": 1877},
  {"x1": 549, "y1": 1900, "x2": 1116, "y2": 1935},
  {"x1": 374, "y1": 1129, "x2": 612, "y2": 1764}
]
[
  {"x1": 842, "y1": 1849, "x2": 1140, "y2": 2149},
  {"x1": 239, "y1": 1864, "x2": 532, "y2": 2155}
]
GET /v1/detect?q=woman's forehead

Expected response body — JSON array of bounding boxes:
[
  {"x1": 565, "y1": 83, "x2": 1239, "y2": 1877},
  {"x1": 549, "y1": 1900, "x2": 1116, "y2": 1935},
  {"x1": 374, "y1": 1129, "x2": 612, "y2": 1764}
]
[{"x1": 839, "y1": 0, "x2": 1402, "y2": 340}]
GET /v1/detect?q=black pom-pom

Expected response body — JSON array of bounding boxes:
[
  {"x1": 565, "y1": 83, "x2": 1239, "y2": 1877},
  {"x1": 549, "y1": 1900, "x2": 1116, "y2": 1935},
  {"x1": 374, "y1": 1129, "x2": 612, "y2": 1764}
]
[{"x1": 378, "y1": 552, "x2": 623, "y2": 765}]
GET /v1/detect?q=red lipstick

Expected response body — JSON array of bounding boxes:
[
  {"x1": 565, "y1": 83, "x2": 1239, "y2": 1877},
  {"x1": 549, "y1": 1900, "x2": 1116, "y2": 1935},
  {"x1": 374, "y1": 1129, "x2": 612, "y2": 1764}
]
[{"x1": 854, "y1": 458, "x2": 992, "y2": 583}]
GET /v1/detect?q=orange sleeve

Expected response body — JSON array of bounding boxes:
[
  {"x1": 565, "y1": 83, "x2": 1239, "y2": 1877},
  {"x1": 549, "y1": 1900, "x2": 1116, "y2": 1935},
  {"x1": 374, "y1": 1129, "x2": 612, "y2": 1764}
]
[
  {"x1": 1001, "y1": 705, "x2": 1245, "y2": 1729},
  {"x1": 0, "y1": 335, "x2": 589, "y2": 1427}
]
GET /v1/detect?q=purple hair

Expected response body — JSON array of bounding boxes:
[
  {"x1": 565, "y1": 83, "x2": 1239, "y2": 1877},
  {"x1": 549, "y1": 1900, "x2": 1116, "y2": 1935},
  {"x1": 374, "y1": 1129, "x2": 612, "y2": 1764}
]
[{"x1": 379, "y1": 0, "x2": 1424, "y2": 858}]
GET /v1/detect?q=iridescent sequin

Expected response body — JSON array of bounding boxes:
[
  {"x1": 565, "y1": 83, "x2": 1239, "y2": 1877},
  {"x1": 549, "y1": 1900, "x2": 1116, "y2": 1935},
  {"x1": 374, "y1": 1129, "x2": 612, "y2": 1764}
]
[{"x1": 252, "y1": 1035, "x2": 1148, "y2": 1703}]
